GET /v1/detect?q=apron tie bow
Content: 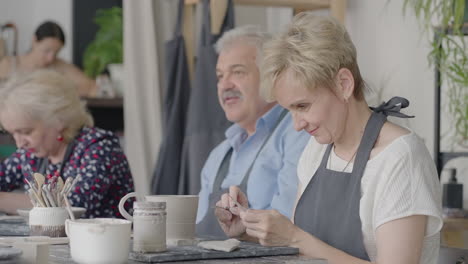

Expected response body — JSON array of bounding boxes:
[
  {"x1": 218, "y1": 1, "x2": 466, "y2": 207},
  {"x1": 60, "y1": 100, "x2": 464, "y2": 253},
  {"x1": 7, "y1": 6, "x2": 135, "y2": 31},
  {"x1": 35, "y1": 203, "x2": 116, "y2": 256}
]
[{"x1": 370, "y1": 96, "x2": 414, "y2": 118}]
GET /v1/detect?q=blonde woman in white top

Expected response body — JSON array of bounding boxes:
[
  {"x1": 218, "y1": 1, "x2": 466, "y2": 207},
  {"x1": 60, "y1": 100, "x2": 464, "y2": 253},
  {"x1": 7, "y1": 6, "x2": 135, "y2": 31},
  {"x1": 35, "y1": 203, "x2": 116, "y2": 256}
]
[{"x1": 214, "y1": 13, "x2": 442, "y2": 264}]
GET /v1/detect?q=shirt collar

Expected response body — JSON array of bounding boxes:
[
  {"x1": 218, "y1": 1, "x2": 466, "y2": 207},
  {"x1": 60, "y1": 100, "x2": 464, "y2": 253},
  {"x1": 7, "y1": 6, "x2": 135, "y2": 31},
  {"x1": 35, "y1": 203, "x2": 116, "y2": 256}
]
[{"x1": 225, "y1": 104, "x2": 284, "y2": 150}]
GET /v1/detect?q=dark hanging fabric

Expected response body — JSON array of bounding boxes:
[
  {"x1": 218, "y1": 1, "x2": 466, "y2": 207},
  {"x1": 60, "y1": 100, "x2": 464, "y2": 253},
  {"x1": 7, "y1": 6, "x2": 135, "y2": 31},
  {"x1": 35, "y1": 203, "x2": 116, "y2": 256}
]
[
  {"x1": 151, "y1": 0, "x2": 191, "y2": 194},
  {"x1": 178, "y1": 0, "x2": 235, "y2": 195}
]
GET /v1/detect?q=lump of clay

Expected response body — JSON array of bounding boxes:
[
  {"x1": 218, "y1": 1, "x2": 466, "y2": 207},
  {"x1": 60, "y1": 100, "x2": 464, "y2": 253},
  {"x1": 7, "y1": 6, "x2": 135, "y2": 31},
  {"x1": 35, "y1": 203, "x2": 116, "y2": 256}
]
[{"x1": 197, "y1": 238, "x2": 241, "y2": 252}]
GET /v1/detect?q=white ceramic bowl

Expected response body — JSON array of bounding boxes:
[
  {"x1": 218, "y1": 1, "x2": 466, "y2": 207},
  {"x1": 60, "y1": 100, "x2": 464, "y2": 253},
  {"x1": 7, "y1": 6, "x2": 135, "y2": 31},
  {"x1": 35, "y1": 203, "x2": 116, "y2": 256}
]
[
  {"x1": 17, "y1": 207, "x2": 86, "y2": 222},
  {"x1": 66, "y1": 218, "x2": 131, "y2": 264}
]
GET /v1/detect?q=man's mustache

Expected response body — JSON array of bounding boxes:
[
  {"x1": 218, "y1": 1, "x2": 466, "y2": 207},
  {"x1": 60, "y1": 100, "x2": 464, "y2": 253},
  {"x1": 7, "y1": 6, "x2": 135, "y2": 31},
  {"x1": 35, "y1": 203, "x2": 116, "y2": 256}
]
[{"x1": 222, "y1": 89, "x2": 243, "y2": 100}]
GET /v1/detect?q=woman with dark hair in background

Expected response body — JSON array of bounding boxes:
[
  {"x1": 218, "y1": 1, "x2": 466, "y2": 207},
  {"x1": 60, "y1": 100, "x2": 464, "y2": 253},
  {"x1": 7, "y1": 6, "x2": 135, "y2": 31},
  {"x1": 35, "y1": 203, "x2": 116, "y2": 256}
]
[{"x1": 0, "y1": 21, "x2": 96, "y2": 97}]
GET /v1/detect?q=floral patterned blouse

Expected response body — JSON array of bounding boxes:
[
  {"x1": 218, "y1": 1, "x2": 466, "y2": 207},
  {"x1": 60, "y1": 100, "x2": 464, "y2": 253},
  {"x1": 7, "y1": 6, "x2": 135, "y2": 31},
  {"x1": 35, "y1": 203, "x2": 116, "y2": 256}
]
[{"x1": 0, "y1": 127, "x2": 134, "y2": 218}]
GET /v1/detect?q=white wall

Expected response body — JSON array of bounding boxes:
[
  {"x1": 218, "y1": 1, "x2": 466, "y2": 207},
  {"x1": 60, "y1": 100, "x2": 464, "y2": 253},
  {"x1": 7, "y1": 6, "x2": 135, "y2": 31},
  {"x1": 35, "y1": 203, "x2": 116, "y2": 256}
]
[{"x1": 0, "y1": 0, "x2": 72, "y2": 61}]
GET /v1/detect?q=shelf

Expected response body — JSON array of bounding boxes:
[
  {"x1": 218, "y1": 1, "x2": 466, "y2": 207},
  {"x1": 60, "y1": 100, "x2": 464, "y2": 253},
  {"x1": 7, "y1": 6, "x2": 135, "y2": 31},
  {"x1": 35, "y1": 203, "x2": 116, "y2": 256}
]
[
  {"x1": 80, "y1": 98, "x2": 124, "y2": 132},
  {"x1": 439, "y1": 152, "x2": 468, "y2": 170},
  {"x1": 82, "y1": 97, "x2": 123, "y2": 108},
  {"x1": 233, "y1": 0, "x2": 329, "y2": 9},
  {"x1": 435, "y1": 23, "x2": 468, "y2": 35}
]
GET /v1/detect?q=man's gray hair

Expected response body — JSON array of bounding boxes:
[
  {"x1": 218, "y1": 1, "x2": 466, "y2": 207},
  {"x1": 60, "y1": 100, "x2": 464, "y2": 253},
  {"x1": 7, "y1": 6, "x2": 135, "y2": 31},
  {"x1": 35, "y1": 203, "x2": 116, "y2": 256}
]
[{"x1": 215, "y1": 25, "x2": 272, "y2": 66}]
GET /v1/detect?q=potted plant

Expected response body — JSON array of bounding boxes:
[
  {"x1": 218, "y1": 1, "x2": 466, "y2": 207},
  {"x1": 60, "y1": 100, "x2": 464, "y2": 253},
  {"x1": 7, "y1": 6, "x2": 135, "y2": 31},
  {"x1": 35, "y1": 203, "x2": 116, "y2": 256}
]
[
  {"x1": 83, "y1": 7, "x2": 123, "y2": 79},
  {"x1": 403, "y1": 0, "x2": 468, "y2": 147}
]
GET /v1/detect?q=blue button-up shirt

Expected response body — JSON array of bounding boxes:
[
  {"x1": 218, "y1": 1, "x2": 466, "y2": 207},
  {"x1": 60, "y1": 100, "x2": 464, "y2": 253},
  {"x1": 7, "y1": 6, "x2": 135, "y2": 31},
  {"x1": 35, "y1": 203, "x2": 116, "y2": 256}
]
[{"x1": 196, "y1": 105, "x2": 309, "y2": 223}]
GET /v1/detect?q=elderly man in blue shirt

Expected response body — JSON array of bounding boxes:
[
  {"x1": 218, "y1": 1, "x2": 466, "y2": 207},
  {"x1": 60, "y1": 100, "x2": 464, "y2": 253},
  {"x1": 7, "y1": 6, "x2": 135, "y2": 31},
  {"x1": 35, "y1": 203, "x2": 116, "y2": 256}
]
[{"x1": 195, "y1": 25, "x2": 309, "y2": 238}]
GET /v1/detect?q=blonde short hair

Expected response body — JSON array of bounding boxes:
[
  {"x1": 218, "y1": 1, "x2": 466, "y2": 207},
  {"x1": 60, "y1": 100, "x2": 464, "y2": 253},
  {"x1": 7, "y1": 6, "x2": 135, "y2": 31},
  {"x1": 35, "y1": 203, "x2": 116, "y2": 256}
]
[
  {"x1": 261, "y1": 13, "x2": 365, "y2": 101},
  {"x1": 215, "y1": 25, "x2": 272, "y2": 67},
  {"x1": 0, "y1": 70, "x2": 93, "y2": 142}
]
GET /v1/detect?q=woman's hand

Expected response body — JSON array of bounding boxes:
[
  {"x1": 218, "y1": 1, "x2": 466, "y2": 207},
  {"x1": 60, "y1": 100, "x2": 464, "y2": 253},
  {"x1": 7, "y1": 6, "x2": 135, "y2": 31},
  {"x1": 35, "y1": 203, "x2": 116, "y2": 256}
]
[
  {"x1": 240, "y1": 209, "x2": 298, "y2": 247},
  {"x1": 215, "y1": 186, "x2": 248, "y2": 238}
]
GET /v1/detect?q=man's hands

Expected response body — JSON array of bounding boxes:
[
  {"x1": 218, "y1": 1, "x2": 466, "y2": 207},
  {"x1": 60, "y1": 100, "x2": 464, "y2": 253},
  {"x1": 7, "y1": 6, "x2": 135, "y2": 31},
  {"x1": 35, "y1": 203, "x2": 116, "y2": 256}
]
[{"x1": 215, "y1": 186, "x2": 248, "y2": 238}]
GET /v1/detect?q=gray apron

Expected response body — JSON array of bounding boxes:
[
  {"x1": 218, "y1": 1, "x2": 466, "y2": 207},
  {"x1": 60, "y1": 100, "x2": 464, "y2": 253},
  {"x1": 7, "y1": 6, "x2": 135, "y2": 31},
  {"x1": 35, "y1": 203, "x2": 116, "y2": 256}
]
[
  {"x1": 178, "y1": 0, "x2": 234, "y2": 195},
  {"x1": 151, "y1": 0, "x2": 191, "y2": 194},
  {"x1": 294, "y1": 96, "x2": 413, "y2": 260},
  {"x1": 196, "y1": 110, "x2": 287, "y2": 239},
  {"x1": 37, "y1": 140, "x2": 76, "y2": 178}
]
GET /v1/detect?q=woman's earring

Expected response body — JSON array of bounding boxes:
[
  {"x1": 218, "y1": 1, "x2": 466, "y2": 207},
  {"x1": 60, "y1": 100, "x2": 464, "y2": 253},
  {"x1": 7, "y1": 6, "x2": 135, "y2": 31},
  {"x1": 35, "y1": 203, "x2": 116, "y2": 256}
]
[{"x1": 56, "y1": 135, "x2": 64, "y2": 142}]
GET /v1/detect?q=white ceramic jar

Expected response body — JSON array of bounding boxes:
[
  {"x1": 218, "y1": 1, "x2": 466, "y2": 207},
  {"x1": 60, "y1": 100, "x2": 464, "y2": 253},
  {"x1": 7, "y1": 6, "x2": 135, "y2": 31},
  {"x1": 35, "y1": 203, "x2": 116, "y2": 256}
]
[
  {"x1": 132, "y1": 201, "x2": 167, "y2": 253},
  {"x1": 29, "y1": 207, "x2": 69, "y2": 237}
]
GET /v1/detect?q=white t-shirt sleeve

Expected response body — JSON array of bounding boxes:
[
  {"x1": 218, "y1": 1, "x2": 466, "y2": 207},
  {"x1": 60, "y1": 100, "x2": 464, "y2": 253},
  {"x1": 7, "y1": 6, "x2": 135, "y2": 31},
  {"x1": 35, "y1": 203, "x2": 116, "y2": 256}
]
[{"x1": 372, "y1": 134, "x2": 443, "y2": 237}]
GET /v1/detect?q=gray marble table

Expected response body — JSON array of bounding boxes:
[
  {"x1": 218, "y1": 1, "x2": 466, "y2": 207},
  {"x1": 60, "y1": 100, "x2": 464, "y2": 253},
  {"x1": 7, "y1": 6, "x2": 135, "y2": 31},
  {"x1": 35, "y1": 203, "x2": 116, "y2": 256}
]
[
  {"x1": 0, "y1": 218, "x2": 327, "y2": 263},
  {"x1": 49, "y1": 245, "x2": 326, "y2": 264}
]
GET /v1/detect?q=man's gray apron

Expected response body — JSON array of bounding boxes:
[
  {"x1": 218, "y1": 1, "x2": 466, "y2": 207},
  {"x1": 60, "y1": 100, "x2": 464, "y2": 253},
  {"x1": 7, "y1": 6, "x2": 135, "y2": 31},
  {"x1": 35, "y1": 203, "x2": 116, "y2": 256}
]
[
  {"x1": 294, "y1": 97, "x2": 413, "y2": 260},
  {"x1": 196, "y1": 110, "x2": 287, "y2": 239},
  {"x1": 178, "y1": 0, "x2": 234, "y2": 195},
  {"x1": 151, "y1": 0, "x2": 191, "y2": 194}
]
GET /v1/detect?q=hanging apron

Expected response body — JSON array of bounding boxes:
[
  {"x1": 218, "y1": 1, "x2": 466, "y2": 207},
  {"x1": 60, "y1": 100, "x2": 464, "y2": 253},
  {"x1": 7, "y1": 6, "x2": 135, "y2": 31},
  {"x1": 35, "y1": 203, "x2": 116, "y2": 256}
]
[
  {"x1": 151, "y1": 0, "x2": 192, "y2": 195},
  {"x1": 294, "y1": 97, "x2": 413, "y2": 260},
  {"x1": 37, "y1": 140, "x2": 76, "y2": 178},
  {"x1": 178, "y1": 0, "x2": 235, "y2": 195},
  {"x1": 196, "y1": 110, "x2": 287, "y2": 239}
]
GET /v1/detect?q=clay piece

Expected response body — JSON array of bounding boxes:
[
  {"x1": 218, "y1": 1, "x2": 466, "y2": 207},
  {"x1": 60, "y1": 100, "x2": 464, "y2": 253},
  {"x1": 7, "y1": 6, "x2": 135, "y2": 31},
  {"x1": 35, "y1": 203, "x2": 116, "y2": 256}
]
[{"x1": 197, "y1": 238, "x2": 241, "y2": 252}]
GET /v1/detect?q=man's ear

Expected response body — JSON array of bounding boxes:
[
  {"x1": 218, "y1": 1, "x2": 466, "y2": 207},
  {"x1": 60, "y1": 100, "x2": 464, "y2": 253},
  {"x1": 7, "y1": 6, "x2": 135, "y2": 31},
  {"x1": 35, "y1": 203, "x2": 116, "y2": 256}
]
[{"x1": 335, "y1": 68, "x2": 355, "y2": 102}]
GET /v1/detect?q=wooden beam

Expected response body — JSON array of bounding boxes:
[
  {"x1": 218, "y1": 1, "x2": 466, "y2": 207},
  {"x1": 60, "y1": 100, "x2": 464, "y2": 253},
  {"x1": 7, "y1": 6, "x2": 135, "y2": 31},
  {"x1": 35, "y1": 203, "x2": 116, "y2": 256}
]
[
  {"x1": 183, "y1": 0, "x2": 348, "y2": 33},
  {"x1": 211, "y1": 0, "x2": 229, "y2": 35},
  {"x1": 185, "y1": 0, "x2": 198, "y2": 5},
  {"x1": 185, "y1": 0, "x2": 330, "y2": 10},
  {"x1": 330, "y1": 0, "x2": 347, "y2": 24},
  {"x1": 234, "y1": 0, "x2": 329, "y2": 10}
]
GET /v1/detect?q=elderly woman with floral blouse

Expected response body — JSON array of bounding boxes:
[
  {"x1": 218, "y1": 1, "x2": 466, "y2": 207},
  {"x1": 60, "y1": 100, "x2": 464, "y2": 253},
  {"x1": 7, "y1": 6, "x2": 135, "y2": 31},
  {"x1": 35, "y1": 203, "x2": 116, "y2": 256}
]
[{"x1": 0, "y1": 70, "x2": 133, "y2": 218}]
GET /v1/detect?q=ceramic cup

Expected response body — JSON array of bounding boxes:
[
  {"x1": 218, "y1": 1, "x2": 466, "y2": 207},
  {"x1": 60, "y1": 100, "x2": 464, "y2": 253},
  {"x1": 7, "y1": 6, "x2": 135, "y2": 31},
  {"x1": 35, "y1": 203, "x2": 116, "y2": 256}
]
[
  {"x1": 29, "y1": 207, "x2": 69, "y2": 237},
  {"x1": 65, "y1": 218, "x2": 131, "y2": 264},
  {"x1": 119, "y1": 193, "x2": 198, "y2": 240}
]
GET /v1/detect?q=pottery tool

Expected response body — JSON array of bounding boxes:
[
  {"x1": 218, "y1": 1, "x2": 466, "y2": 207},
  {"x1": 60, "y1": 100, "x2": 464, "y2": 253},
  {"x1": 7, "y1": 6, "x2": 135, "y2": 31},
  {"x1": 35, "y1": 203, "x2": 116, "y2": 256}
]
[
  {"x1": 33, "y1": 173, "x2": 45, "y2": 199},
  {"x1": 63, "y1": 193, "x2": 75, "y2": 221},
  {"x1": 24, "y1": 178, "x2": 37, "y2": 194},
  {"x1": 25, "y1": 172, "x2": 81, "y2": 208},
  {"x1": 27, "y1": 186, "x2": 46, "y2": 208},
  {"x1": 27, "y1": 191, "x2": 37, "y2": 207},
  {"x1": 43, "y1": 185, "x2": 56, "y2": 207}
]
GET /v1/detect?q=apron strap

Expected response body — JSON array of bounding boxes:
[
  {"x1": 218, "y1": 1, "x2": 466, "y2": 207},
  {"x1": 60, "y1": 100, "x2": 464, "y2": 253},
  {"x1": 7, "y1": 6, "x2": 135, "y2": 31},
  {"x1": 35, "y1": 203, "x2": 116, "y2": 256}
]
[
  {"x1": 200, "y1": 0, "x2": 234, "y2": 45},
  {"x1": 239, "y1": 109, "x2": 288, "y2": 189},
  {"x1": 211, "y1": 109, "x2": 288, "y2": 192},
  {"x1": 174, "y1": 0, "x2": 186, "y2": 37},
  {"x1": 353, "y1": 96, "x2": 414, "y2": 176},
  {"x1": 212, "y1": 148, "x2": 233, "y2": 191},
  {"x1": 37, "y1": 139, "x2": 76, "y2": 177},
  {"x1": 351, "y1": 112, "x2": 387, "y2": 177},
  {"x1": 201, "y1": 0, "x2": 212, "y2": 45}
]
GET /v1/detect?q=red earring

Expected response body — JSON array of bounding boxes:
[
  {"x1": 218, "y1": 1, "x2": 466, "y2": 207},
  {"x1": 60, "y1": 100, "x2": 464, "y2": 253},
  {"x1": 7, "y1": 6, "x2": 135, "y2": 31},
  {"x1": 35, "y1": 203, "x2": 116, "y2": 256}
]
[{"x1": 57, "y1": 135, "x2": 64, "y2": 142}]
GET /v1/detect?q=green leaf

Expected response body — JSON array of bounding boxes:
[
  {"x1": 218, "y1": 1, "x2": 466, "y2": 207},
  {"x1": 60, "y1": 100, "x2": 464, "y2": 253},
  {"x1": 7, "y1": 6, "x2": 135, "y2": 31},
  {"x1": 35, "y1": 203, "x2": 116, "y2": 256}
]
[{"x1": 82, "y1": 7, "x2": 123, "y2": 78}]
